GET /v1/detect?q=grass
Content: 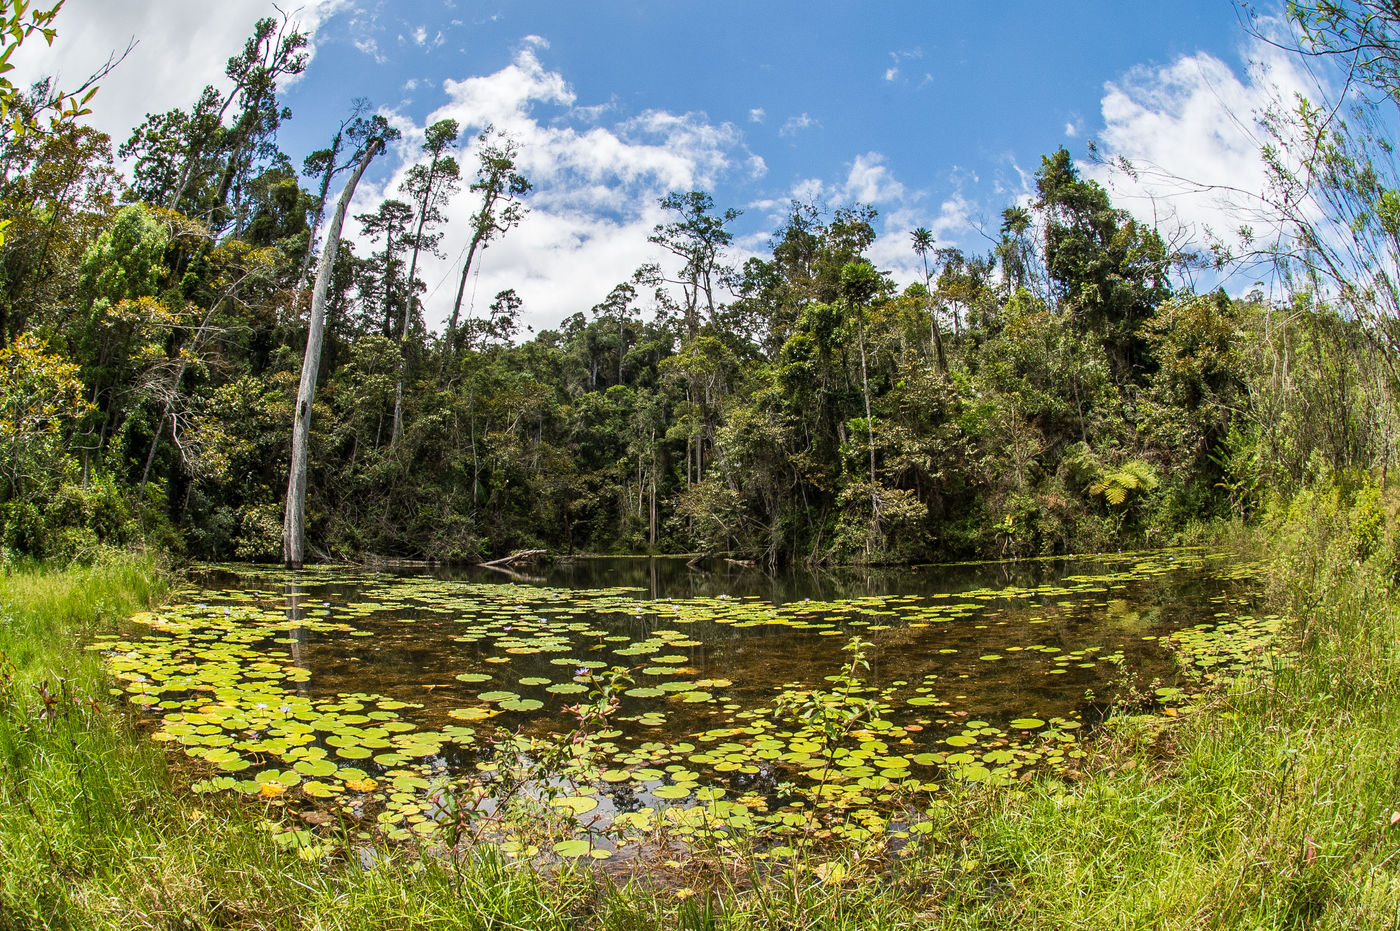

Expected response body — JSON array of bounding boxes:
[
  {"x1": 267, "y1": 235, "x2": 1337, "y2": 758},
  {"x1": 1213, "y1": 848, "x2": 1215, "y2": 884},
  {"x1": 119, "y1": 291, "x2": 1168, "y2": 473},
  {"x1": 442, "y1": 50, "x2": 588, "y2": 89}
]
[{"x1": 3, "y1": 490, "x2": 1400, "y2": 929}]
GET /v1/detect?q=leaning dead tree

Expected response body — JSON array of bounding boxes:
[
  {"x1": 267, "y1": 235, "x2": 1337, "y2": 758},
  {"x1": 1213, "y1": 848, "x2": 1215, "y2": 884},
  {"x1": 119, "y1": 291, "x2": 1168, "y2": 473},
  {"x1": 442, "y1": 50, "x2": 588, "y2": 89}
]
[{"x1": 282, "y1": 128, "x2": 389, "y2": 568}]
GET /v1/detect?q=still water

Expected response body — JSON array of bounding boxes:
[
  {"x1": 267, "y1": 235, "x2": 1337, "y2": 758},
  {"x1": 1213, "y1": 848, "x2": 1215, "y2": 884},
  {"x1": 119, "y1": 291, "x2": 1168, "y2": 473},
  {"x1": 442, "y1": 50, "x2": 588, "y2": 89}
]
[{"x1": 99, "y1": 549, "x2": 1274, "y2": 854}]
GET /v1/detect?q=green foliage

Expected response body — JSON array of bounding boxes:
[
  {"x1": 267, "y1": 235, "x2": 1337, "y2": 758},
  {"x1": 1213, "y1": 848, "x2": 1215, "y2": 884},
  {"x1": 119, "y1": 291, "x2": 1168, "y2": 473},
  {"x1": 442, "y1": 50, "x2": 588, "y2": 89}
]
[
  {"x1": 3, "y1": 0, "x2": 1396, "y2": 574},
  {"x1": 1088, "y1": 459, "x2": 1159, "y2": 507}
]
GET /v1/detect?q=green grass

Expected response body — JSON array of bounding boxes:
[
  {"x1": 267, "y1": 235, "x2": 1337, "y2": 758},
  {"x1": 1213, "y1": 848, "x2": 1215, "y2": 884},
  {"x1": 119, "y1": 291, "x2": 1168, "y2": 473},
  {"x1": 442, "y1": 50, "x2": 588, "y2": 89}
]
[{"x1": 4, "y1": 498, "x2": 1400, "y2": 929}]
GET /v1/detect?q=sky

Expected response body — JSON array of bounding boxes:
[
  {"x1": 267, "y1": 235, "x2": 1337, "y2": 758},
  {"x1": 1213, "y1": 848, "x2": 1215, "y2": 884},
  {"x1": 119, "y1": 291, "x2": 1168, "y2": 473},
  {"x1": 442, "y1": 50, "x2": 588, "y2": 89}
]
[{"x1": 12, "y1": 0, "x2": 1318, "y2": 334}]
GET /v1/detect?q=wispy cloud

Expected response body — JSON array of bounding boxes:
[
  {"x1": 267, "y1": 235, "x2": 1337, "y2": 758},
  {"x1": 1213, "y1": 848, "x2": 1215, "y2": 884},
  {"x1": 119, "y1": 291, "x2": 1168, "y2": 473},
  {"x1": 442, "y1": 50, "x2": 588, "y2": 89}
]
[
  {"x1": 884, "y1": 48, "x2": 923, "y2": 84},
  {"x1": 779, "y1": 112, "x2": 819, "y2": 137}
]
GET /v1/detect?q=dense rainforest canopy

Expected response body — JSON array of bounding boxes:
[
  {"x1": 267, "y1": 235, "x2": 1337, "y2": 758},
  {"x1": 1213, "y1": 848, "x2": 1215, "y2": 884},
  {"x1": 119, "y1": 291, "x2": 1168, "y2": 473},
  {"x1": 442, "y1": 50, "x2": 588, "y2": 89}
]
[{"x1": 2, "y1": 5, "x2": 1397, "y2": 568}]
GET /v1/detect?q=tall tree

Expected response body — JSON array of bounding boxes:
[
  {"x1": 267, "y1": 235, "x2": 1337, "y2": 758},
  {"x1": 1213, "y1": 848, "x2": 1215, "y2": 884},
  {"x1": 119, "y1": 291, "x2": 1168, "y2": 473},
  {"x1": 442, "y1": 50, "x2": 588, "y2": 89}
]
[
  {"x1": 356, "y1": 199, "x2": 414, "y2": 340},
  {"x1": 283, "y1": 129, "x2": 389, "y2": 568},
  {"x1": 173, "y1": 15, "x2": 307, "y2": 229},
  {"x1": 910, "y1": 226, "x2": 948, "y2": 375},
  {"x1": 643, "y1": 190, "x2": 740, "y2": 341},
  {"x1": 391, "y1": 117, "x2": 460, "y2": 444},
  {"x1": 298, "y1": 100, "x2": 370, "y2": 284},
  {"x1": 447, "y1": 127, "x2": 530, "y2": 341},
  {"x1": 840, "y1": 259, "x2": 885, "y2": 542},
  {"x1": 1035, "y1": 147, "x2": 1170, "y2": 383}
]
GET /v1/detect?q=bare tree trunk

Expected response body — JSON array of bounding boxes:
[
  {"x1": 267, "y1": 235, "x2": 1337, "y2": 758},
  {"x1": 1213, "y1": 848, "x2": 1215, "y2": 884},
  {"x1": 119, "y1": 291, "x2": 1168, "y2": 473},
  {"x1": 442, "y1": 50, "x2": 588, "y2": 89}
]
[
  {"x1": 283, "y1": 138, "x2": 384, "y2": 568},
  {"x1": 856, "y1": 311, "x2": 878, "y2": 553},
  {"x1": 448, "y1": 234, "x2": 485, "y2": 339},
  {"x1": 299, "y1": 139, "x2": 340, "y2": 285}
]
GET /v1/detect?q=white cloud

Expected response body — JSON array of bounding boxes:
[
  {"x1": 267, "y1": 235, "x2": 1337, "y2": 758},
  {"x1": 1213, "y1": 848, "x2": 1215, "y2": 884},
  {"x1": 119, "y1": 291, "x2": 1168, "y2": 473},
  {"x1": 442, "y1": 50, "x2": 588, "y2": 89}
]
[
  {"x1": 789, "y1": 177, "x2": 825, "y2": 205},
  {"x1": 354, "y1": 36, "x2": 385, "y2": 64},
  {"x1": 1088, "y1": 34, "x2": 1321, "y2": 279},
  {"x1": 765, "y1": 155, "x2": 984, "y2": 289},
  {"x1": 884, "y1": 49, "x2": 923, "y2": 85},
  {"x1": 356, "y1": 45, "x2": 760, "y2": 334},
  {"x1": 779, "y1": 112, "x2": 818, "y2": 137},
  {"x1": 9, "y1": 0, "x2": 350, "y2": 147},
  {"x1": 842, "y1": 152, "x2": 904, "y2": 204},
  {"x1": 868, "y1": 192, "x2": 983, "y2": 286},
  {"x1": 748, "y1": 107, "x2": 765, "y2": 123},
  {"x1": 408, "y1": 25, "x2": 444, "y2": 50},
  {"x1": 1064, "y1": 120, "x2": 1078, "y2": 137}
]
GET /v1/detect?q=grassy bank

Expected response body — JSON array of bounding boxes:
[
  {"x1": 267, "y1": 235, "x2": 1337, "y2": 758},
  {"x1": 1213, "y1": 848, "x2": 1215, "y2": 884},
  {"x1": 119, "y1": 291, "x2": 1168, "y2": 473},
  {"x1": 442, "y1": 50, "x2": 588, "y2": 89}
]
[{"x1": 3, "y1": 493, "x2": 1400, "y2": 929}]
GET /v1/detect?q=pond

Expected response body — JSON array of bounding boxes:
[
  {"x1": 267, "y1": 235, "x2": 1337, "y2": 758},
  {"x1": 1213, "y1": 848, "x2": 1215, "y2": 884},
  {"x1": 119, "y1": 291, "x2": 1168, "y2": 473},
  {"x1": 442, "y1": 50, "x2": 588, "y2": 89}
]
[{"x1": 97, "y1": 548, "x2": 1277, "y2": 861}]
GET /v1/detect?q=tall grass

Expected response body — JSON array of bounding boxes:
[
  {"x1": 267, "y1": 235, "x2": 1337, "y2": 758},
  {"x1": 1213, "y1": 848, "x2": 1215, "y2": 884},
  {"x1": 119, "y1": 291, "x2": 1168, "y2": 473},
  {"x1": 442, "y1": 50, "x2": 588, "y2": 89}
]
[
  {"x1": 909, "y1": 484, "x2": 1400, "y2": 930},
  {"x1": 2, "y1": 501, "x2": 1400, "y2": 929}
]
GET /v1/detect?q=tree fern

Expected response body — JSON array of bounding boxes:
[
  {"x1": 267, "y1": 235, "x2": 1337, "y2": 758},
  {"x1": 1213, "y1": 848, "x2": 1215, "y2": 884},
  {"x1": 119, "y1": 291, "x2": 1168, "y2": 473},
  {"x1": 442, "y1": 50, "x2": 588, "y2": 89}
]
[{"x1": 1089, "y1": 460, "x2": 1159, "y2": 507}]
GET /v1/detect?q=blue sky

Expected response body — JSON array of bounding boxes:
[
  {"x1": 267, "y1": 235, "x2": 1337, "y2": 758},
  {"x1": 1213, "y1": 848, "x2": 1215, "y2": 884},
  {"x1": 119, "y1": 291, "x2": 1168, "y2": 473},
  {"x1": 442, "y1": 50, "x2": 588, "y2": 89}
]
[{"x1": 17, "y1": 0, "x2": 1307, "y2": 332}]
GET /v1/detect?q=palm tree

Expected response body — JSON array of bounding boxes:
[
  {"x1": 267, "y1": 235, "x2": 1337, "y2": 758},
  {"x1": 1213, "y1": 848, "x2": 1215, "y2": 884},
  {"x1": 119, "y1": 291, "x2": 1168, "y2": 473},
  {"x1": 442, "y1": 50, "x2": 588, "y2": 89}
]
[{"x1": 910, "y1": 227, "x2": 948, "y2": 376}]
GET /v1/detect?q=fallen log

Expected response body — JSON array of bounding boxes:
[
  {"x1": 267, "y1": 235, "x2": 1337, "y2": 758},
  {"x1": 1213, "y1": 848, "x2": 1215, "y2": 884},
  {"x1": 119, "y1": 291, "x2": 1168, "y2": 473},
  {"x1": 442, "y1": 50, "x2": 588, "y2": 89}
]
[
  {"x1": 478, "y1": 549, "x2": 547, "y2": 569},
  {"x1": 478, "y1": 563, "x2": 546, "y2": 583}
]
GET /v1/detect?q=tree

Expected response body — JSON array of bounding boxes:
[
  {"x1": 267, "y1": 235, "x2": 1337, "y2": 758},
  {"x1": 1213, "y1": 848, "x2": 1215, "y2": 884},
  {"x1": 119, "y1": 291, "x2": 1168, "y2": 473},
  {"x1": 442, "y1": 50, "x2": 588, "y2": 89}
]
[
  {"x1": 447, "y1": 126, "x2": 530, "y2": 340},
  {"x1": 356, "y1": 199, "x2": 414, "y2": 339},
  {"x1": 996, "y1": 205, "x2": 1048, "y2": 302},
  {"x1": 298, "y1": 101, "x2": 371, "y2": 283},
  {"x1": 910, "y1": 226, "x2": 948, "y2": 375},
  {"x1": 644, "y1": 191, "x2": 740, "y2": 340},
  {"x1": 391, "y1": 117, "x2": 460, "y2": 444},
  {"x1": 591, "y1": 282, "x2": 638, "y2": 387},
  {"x1": 283, "y1": 129, "x2": 388, "y2": 568},
  {"x1": 0, "y1": 331, "x2": 90, "y2": 498},
  {"x1": 123, "y1": 15, "x2": 306, "y2": 233},
  {"x1": 0, "y1": 0, "x2": 113, "y2": 249},
  {"x1": 840, "y1": 259, "x2": 888, "y2": 550},
  {"x1": 1035, "y1": 147, "x2": 1171, "y2": 383}
]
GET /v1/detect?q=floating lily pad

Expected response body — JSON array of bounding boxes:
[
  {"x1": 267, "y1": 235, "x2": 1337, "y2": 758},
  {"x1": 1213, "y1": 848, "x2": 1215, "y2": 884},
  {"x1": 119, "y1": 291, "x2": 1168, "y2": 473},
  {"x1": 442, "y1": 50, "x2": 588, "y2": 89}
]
[
  {"x1": 551, "y1": 795, "x2": 599, "y2": 816},
  {"x1": 552, "y1": 839, "x2": 591, "y2": 858},
  {"x1": 652, "y1": 784, "x2": 691, "y2": 800}
]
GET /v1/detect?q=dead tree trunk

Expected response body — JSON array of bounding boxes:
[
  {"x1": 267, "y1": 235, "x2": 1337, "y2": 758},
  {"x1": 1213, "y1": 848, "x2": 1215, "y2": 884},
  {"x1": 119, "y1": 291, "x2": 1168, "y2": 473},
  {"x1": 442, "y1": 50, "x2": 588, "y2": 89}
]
[{"x1": 283, "y1": 137, "x2": 385, "y2": 568}]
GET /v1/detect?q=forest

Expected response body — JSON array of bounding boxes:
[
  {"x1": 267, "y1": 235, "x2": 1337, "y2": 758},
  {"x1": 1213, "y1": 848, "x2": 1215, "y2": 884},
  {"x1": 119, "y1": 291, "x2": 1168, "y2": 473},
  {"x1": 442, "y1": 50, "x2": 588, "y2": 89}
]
[{"x1": 5, "y1": 7, "x2": 1392, "y2": 570}]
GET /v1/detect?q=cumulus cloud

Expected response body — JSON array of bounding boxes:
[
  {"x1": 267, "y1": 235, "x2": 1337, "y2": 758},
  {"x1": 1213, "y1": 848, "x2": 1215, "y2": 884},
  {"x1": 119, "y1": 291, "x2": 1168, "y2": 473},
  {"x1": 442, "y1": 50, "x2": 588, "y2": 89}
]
[
  {"x1": 1088, "y1": 33, "x2": 1322, "y2": 281},
  {"x1": 842, "y1": 152, "x2": 905, "y2": 204},
  {"x1": 355, "y1": 45, "x2": 761, "y2": 333},
  {"x1": 748, "y1": 107, "x2": 765, "y2": 123},
  {"x1": 9, "y1": 0, "x2": 350, "y2": 147}
]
